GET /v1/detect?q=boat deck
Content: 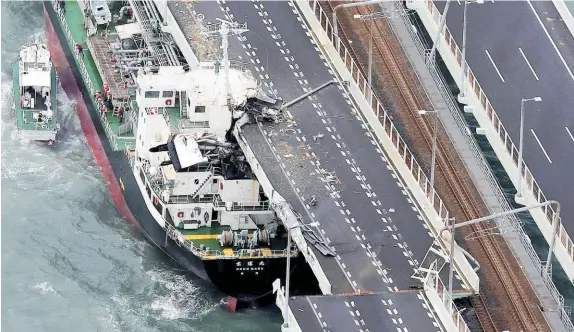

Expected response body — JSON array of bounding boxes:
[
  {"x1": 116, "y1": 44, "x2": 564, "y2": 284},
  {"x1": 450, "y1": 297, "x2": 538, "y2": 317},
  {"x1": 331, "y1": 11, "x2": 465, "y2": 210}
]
[
  {"x1": 61, "y1": 0, "x2": 134, "y2": 149},
  {"x1": 13, "y1": 62, "x2": 57, "y2": 132},
  {"x1": 178, "y1": 222, "x2": 288, "y2": 254}
]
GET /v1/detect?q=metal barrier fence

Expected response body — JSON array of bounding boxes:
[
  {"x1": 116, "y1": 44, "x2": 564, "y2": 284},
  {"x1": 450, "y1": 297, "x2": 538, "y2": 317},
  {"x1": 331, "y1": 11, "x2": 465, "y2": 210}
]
[
  {"x1": 387, "y1": 2, "x2": 573, "y2": 328},
  {"x1": 425, "y1": 261, "x2": 471, "y2": 332},
  {"x1": 302, "y1": 1, "x2": 470, "y2": 330},
  {"x1": 416, "y1": 0, "x2": 572, "y2": 264}
]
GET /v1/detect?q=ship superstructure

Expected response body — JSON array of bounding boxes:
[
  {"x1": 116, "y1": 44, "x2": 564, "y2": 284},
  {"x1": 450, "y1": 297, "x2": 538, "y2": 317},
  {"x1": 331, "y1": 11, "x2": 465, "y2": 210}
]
[
  {"x1": 44, "y1": 0, "x2": 309, "y2": 304},
  {"x1": 13, "y1": 40, "x2": 58, "y2": 144}
]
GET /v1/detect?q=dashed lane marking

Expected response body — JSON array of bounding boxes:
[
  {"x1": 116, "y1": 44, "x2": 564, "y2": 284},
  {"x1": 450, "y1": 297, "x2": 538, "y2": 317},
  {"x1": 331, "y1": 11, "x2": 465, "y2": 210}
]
[
  {"x1": 531, "y1": 128, "x2": 553, "y2": 164},
  {"x1": 485, "y1": 49, "x2": 506, "y2": 82}
]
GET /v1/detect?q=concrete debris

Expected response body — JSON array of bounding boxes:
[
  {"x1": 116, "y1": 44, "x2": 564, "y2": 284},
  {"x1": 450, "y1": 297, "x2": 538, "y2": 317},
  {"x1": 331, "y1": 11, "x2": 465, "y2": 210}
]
[{"x1": 308, "y1": 195, "x2": 317, "y2": 207}]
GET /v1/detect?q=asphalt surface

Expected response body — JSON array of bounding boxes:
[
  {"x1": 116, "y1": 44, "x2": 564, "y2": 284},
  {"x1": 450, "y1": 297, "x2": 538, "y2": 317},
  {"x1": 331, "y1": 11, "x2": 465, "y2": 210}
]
[
  {"x1": 178, "y1": 0, "x2": 463, "y2": 328},
  {"x1": 289, "y1": 292, "x2": 441, "y2": 332},
  {"x1": 432, "y1": 1, "x2": 574, "y2": 232}
]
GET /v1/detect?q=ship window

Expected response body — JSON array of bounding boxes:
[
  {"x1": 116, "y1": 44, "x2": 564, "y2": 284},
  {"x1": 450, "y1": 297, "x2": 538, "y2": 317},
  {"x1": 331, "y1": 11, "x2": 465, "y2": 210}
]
[
  {"x1": 194, "y1": 179, "x2": 200, "y2": 185},
  {"x1": 145, "y1": 91, "x2": 160, "y2": 98},
  {"x1": 162, "y1": 91, "x2": 174, "y2": 97},
  {"x1": 212, "y1": 179, "x2": 218, "y2": 183},
  {"x1": 194, "y1": 106, "x2": 206, "y2": 113},
  {"x1": 211, "y1": 210, "x2": 218, "y2": 221}
]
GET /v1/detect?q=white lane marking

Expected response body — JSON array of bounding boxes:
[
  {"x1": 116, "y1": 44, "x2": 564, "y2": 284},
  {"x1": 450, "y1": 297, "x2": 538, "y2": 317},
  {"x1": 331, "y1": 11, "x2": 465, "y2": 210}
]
[
  {"x1": 531, "y1": 129, "x2": 552, "y2": 164},
  {"x1": 519, "y1": 48, "x2": 539, "y2": 81},
  {"x1": 485, "y1": 50, "x2": 505, "y2": 82},
  {"x1": 566, "y1": 126, "x2": 574, "y2": 143},
  {"x1": 306, "y1": 298, "x2": 328, "y2": 332},
  {"x1": 527, "y1": 0, "x2": 574, "y2": 82}
]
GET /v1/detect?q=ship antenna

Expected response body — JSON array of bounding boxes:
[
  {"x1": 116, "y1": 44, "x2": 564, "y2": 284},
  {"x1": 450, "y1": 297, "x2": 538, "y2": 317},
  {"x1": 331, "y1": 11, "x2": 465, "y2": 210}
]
[{"x1": 215, "y1": 19, "x2": 248, "y2": 105}]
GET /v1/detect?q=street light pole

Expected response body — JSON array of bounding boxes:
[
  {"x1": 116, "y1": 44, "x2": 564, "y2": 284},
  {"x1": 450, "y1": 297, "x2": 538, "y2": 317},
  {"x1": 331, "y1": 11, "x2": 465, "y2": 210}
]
[
  {"x1": 282, "y1": 222, "x2": 318, "y2": 329},
  {"x1": 460, "y1": 0, "x2": 468, "y2": 98},
  {"x1": 447, "y1": 217, "x2": 456, "y2": 296},
  {"x1": 368, "y1": 19, "x2": 373, "y2": 89},
  {"x1": 428, "y1": 0, "x2": 452, "y2": 63},
  {"x1": 546, "y1": 202, "x2": 561, "y2": 275},
  {"x1": 515, "y1": 97, "x2": 542, "y2": 204},
  {"x1": 417, "y1": 110, "x2": 439, "y2": 204}
]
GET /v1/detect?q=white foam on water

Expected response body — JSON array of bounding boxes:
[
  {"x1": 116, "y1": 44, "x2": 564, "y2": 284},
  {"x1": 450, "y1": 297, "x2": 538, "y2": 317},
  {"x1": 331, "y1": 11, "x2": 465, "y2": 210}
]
[
  {"x1": 146, "y1": 269, "x2": 221, "y2": 321},
  {"x1": 30, "y1": 281, "x2": 58, "y2": 295}
]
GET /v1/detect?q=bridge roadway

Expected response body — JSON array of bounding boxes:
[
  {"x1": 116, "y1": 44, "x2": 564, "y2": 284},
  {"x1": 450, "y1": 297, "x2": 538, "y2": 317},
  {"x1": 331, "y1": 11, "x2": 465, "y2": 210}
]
[
  {"x1": 169, "y1": 0, "x2": 464, "y2": 329},
  {"x1": 433, "y1": 1, "x2": 574, "y2": 232},
  {"x1": 289, "y1": 291, "x2": 440, "y2": 332}
]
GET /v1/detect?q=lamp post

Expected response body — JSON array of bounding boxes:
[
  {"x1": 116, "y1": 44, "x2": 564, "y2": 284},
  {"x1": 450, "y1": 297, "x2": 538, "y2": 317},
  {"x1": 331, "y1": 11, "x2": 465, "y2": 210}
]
[
  {"x1": 439, "y1": 200, "x2": 560, "y2": 296},
  {"x1": 418, "y1": 110, "x2": 439, "y2": 204},
  {"x1": 333, "y1": 0, "x2": 385, "y2": 40},
  {"x1": 282, "y1": 221, "x2": 319, "y2": 330},
  {"x1": 353, "y1": 12, "x2": 382, "y2": 98},
  {"x1": 515, "y1": 97, "x2": 542, "y2": 204}
]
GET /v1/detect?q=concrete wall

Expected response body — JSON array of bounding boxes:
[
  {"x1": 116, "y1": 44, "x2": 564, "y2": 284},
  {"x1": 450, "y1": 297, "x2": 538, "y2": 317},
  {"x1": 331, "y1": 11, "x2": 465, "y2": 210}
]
[{"x1": 553, "y1": 0, "x2": 574, "y2": 37}]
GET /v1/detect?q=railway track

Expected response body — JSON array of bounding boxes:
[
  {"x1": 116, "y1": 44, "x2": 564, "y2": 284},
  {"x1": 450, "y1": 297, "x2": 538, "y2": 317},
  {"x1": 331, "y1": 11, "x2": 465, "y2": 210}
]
[{"x1": 321, "y1": 1, "x2": 550, "y2": 331}]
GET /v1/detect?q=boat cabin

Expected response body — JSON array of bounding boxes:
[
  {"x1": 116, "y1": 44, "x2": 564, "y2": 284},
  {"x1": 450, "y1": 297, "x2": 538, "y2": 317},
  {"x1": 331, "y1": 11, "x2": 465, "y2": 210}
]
[{"x1": 18, "y1": 43, "x2": 53, "y2": 122}]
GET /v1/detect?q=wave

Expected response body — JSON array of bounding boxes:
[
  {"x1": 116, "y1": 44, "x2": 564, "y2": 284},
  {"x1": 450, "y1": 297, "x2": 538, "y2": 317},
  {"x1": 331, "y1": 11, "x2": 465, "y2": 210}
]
[
  {"x1": 30, "y1": 281, "x2": 58, "y2": 296},
  {"x1": 146, "y1": 268, "x2": 221, "y2": 321}
]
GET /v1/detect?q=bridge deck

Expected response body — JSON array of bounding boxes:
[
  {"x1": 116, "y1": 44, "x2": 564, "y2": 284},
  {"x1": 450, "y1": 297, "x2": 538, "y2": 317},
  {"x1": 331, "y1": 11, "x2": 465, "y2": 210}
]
[{"x1": 289, "y1": 292, "x2": 442, "y2": 332}]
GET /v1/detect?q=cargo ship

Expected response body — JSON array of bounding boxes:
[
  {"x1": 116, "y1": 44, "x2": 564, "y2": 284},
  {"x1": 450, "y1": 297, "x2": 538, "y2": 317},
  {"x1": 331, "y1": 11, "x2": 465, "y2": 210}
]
[{"x1": 43, "y1": 0, "x2": 317, "y2": 308}]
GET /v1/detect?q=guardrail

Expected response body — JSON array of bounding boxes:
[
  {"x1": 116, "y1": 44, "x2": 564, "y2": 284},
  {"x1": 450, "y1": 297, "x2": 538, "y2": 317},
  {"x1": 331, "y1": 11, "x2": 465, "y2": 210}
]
[
  {"x1": 425, "y1": 262, "x2": 471, "y2": 332},
  {"x1": 388, "y1": 1, "x2": 572, "y2": 328},
  {"x1": 410, "y1": 0, "x2": 571, "y2": 265},
  {"x1": 51, "y1": 1, "x2": 121, "y2": 150}
]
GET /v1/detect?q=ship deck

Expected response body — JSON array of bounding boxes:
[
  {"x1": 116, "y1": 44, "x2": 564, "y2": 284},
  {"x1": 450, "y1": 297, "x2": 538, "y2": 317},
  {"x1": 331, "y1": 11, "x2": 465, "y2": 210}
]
[
  {"x1": 179, "y1": 222, "x2": 289, "y2": 253},
  {"x1": 13, "y1": 62, "x2": 57, "y2": 132},
  {"x1": 61, "y1": 0, "x2": 135, "y2": 149}
]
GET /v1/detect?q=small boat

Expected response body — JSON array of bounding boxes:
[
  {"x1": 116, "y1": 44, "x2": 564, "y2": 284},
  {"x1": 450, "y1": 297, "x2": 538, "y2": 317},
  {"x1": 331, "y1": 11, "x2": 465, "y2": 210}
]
[{"x1": 13, "y1": 40, "x2": 59, "y2": 145}]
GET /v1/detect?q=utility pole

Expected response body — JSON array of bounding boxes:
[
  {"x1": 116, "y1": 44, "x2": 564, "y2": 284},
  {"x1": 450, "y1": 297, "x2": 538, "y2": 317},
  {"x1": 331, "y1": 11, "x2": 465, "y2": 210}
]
[{"x1": 515, "y1": 97, "x2": 542, "y2": 204}]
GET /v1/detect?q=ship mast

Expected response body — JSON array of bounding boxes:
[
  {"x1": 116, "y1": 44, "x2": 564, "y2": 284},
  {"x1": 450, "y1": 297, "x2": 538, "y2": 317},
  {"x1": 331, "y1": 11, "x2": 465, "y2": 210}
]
[{"x1": 215, "y1": 19, "x2": 248, "y2": 105}]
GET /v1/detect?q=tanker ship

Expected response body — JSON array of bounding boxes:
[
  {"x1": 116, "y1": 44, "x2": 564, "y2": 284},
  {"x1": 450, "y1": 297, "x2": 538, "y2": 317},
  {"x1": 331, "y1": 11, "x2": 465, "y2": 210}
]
[{"x1": 43, "y1": 0, "x2": 317, "y2": 308}]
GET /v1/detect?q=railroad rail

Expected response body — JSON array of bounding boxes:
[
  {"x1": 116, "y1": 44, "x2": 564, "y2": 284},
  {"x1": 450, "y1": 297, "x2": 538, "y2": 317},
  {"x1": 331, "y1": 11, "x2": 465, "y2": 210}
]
[{"x1": 322, "y1": 1, "x2": 551, "y2": 331}]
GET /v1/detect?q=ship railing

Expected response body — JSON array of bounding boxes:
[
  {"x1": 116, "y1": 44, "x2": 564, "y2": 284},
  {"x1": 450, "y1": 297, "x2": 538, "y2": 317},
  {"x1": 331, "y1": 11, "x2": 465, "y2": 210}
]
[
  {"x1": 52, "y1": 1, "x2": 121, "y2": 150},
  {"x1": 214, "y1": 196, "x2": 272, "y2": 212},
  {"x1": 165, "y1": 222, "x2": 296, "y2": 259}
]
